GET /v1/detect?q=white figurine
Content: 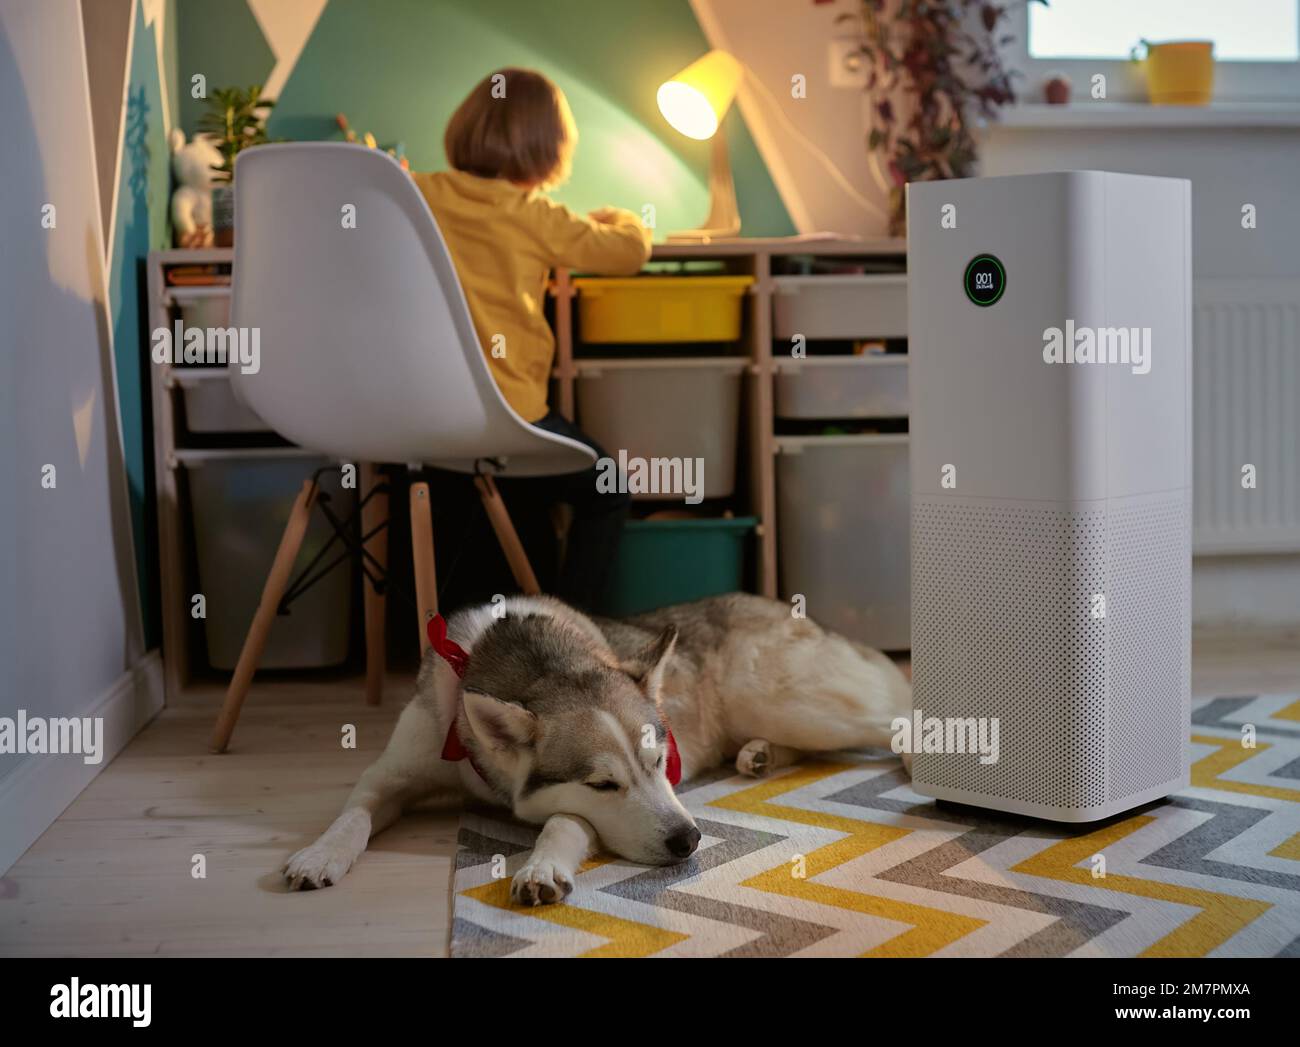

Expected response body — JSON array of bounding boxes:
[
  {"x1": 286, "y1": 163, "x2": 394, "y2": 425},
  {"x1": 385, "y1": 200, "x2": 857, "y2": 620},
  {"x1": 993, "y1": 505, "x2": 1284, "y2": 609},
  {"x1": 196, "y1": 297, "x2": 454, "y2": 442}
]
[{"x1": 169, "y1": 129, "x2": 223, "y2": 248}]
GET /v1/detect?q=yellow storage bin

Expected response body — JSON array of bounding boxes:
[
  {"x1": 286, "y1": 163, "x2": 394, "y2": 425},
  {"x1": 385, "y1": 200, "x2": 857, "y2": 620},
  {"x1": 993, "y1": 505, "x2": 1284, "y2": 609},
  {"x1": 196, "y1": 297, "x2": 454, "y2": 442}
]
[{"x1": 574, "y1": 275, "x2": 754, "y2": 343}]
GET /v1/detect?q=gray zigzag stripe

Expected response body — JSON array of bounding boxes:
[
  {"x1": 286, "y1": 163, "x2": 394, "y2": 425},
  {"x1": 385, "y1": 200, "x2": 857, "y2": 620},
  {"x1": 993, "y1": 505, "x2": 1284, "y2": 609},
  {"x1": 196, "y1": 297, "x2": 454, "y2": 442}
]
[
  {"x1": 598, "y1": 816, "x2": 838, "y2": 957},
  {"x1": 451, "y1": 821, "x2": 536, "y2": 958},
  {"x1": 1271, "y1": 753, "x2": 1300, "y2": 780},
  {"x1": 1145, "y1": 797, "x2": 1300, "y2": 891},
  {"x1": 454, "y1": 823, "x2": 531, "y2": 872},
  {"x1": 451, "y1": 917, "x2": 533, "y2": 958},
  {"x1": 1193, "y1": 697, "x2": 1300, "y2": 739},
  {"x1": 827, "y1": 769, "x2": 1132, "y2": 956}
]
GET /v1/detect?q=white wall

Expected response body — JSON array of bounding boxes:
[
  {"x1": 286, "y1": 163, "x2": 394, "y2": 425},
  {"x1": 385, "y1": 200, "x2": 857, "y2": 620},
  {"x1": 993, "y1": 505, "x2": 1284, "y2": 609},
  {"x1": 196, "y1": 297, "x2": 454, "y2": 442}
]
[
  {"x1": 693, "y1": 0, "x2": 892, "y2": 236},
  {"x1": 981, "y1": 125, "x2": 1300, "y2": 279},
  {"x1": 0, "y1": 0, "x2": 162, "y2": 873}
]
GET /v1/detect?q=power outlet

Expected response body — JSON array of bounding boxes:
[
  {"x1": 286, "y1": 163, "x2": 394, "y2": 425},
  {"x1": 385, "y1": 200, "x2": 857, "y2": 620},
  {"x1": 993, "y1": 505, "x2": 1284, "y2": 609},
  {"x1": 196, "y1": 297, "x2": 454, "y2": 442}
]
[{"x1": 828, "y1": 38, "x2": 867, "y2": 89}]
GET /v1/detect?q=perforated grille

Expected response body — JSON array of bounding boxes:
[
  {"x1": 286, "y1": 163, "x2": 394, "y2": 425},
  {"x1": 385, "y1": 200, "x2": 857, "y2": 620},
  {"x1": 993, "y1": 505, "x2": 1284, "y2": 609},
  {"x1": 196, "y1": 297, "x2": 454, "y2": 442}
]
[
  {"x1": 912, "y1": 500, "x2": 1109, "y2": 810},
  {"x1": 912, "y1": 494, "x2": 1190, "y2": 811},
  {"x1": 1108, "y1": 494, "x2": 1190, "y2": 800}
]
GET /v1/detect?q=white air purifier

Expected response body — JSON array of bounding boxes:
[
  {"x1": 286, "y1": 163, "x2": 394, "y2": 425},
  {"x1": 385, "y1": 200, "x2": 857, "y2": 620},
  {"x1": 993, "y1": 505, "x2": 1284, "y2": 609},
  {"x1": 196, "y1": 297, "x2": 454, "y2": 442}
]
[{"x1": 906, "y1": 171, "x2": 1191, "y2": 822}]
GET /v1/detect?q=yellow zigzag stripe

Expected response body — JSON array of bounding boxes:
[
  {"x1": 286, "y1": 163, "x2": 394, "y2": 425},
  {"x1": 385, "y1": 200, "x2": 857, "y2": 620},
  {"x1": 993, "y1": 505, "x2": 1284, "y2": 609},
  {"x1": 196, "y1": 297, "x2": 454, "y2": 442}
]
[
  {"x1": 462, "y1": 873, "x2": 687, "y2": 958},
  {"x1": 1273, "y1": 698, "x2": 1300, "y2": 722},
  {"x1": 1269, "y1": 833, "x2": 1300, "y2": 861},
  {"x1": 1192, "y1": 734, "x2": 1300, "y2": 802},
  {"x1": 1013, "y1": 816, "x2": 1270, "y2": 957},
  {"x1": 711, "y1": 761, "x2": 985, "y2": 957}
]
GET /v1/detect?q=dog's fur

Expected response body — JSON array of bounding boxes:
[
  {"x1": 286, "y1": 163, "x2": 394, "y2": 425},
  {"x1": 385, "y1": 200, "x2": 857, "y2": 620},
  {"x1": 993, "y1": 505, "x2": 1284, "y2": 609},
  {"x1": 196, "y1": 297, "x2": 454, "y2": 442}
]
[{"x1": 284, "y1": 593, "x2": 911, "y2": 905}]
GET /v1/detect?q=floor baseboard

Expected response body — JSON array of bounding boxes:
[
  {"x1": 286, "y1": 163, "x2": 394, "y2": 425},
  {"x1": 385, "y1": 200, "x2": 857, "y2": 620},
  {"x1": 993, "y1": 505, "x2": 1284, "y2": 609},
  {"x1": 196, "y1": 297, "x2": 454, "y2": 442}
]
[{"x1": 0, "y1": 650, "x2": 165, "y2": 875}]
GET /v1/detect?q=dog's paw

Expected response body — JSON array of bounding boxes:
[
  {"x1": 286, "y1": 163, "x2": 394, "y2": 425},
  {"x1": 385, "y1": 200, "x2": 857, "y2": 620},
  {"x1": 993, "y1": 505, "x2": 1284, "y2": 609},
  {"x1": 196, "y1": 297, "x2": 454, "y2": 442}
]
[
  {"x1": 510, "y1": 859, "x2": 575, "y2": 907},
  {"x1": 283, "y1": 839, "x2": 356, "y2": 891},
  {"x1": 736, "y1": 738, "x2": 772, "y2": 778}
]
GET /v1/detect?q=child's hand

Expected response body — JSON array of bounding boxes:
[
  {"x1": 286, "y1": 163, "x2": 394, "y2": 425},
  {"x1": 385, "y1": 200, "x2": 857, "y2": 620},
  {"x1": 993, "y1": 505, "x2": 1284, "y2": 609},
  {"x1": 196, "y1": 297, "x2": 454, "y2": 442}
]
[{"x1": 588, "y1": 206, "x2": 634, "y2": 226}]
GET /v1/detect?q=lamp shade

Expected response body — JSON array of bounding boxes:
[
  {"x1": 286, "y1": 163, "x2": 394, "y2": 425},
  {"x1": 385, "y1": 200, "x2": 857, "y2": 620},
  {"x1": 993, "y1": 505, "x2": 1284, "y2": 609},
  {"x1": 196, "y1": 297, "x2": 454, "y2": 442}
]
[{"x1": 656, "y1": 49, "x2": 742, "y2": 140}]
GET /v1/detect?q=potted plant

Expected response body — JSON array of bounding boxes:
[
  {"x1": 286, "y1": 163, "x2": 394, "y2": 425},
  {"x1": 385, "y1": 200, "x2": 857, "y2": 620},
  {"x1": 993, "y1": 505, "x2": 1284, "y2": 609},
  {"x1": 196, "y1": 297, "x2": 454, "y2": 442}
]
[
  {"x1": 851, "y1": 0, "x2": 1046, "y2": 236},
  {"x1": 197, "y1": 84, "x2": 275, "y2": 246}
]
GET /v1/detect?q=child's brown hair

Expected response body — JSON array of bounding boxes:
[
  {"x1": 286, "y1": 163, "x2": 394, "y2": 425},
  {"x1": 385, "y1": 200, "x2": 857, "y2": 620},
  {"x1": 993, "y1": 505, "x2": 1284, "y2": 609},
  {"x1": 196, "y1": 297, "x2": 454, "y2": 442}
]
[{"x1": 444, "y1": 68, "x2": 576, "y2": 190}]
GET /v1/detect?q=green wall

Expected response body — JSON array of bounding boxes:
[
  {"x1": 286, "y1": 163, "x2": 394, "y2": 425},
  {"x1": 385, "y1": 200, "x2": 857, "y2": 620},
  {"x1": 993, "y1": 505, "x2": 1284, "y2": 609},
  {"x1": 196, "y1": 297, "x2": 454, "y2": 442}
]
[
  {"x1": 175, "y1": 0, "x2": 794, "y2": 236},
  {"x1": 108, "y1": 0, "x2": 176, "y2": 647},
  {"x1": 102, "y1": 0, "x2": 794, "y2": 645}
]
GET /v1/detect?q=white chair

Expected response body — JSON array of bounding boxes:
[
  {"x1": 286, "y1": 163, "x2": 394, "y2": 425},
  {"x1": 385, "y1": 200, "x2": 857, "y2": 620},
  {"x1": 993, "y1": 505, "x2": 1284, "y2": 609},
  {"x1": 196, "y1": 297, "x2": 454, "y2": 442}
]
[{"x1": 210, "y1": 142, "x2": 594, "y2": 752}]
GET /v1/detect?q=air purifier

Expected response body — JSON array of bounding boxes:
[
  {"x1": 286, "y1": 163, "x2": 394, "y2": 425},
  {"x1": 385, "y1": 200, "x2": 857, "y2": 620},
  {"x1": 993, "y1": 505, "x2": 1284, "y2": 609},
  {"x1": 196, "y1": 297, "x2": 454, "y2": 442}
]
[{"x1": 906, "y1": 171, "x2": 1191, "y2": 822}]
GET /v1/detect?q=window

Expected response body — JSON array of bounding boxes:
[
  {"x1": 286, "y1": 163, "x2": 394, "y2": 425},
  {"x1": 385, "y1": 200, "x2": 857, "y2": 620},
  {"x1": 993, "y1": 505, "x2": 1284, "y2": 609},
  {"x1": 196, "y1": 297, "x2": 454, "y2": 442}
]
[
  {"x1": 1001, "y1": 0, "x2": 1300, "y2": 102},
  {"x1": 1029, "y1": 0, "x2": 1299, "y2": 62}
]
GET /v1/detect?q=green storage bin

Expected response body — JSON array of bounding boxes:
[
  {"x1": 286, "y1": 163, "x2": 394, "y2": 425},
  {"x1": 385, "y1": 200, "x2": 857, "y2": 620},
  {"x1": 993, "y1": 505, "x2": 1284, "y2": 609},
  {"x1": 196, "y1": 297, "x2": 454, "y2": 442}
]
[{"x1": 602, "y1": 517, "x2": 757, "y2": 616}]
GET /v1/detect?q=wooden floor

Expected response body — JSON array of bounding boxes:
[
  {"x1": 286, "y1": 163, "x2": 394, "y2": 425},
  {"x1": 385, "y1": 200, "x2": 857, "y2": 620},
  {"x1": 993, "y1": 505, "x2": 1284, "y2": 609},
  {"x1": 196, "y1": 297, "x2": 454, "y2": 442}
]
[{"x1": 1, "y1": 630, "x2": 1296, "y2": 957}]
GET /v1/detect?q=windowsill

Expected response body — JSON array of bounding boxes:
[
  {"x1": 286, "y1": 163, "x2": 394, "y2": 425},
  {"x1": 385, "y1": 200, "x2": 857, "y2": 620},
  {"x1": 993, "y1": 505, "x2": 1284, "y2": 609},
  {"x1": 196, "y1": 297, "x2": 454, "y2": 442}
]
[{"x1": 991, "y1": 101, "x2": 1300, "y2": 130}]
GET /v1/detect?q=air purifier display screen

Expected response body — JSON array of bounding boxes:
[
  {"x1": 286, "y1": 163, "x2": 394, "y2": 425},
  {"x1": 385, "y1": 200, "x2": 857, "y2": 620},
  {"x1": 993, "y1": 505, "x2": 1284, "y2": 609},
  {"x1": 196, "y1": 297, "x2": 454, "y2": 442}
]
[{"x1": 963, "y1": 253, "x2": 1006, "y2": 307}]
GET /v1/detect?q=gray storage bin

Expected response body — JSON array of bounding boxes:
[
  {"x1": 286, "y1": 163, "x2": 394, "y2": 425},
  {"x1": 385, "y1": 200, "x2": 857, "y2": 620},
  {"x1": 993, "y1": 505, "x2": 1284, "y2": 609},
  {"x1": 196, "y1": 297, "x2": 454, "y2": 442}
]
[
  {"x1": 177, "y1": 291, "x2": 231, "y2": 331},
  {"x1": 174, "y1": 369, "x2": 271, "y2": 433},
  {"x1": 575, "y1": 358, "x2": 745, "y2": 501},
  {"x1": 772, "y1": 274, "x2": 908, "y2": 340},
  {"x1": 776, "y1": 434, "x2": 910, "y2": 650},
  {"x1": 185, "y1": 453, "x2": 354, "y2": 669},
  {"x1": 775, "y1": 355, "x2": 908, "y2": 419}
]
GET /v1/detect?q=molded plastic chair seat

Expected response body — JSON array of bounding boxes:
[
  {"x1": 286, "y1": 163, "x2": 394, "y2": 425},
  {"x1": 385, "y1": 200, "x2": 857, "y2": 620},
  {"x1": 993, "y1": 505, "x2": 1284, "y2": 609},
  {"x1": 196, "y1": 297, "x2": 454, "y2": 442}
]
[{"x1": 229, "y1": 141, "x2": 594, "y2": 477}]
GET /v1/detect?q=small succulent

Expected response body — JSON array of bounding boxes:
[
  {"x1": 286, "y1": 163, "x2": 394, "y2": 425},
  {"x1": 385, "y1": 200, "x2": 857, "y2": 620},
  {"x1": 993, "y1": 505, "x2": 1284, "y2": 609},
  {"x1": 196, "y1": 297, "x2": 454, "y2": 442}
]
[{"x1": 196, "y1": 84, "x2": 275, "y2": 184}]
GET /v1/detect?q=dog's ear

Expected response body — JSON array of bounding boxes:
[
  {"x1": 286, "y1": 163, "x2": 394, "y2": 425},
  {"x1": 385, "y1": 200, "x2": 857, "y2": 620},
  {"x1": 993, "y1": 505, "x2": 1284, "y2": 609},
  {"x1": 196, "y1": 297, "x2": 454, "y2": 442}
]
[
  {"x1": 463, "y1": 690, "x2": 537, "y2": 750},
  {"x1": 623, "y1": 626, "x2": 678, "y2": 704}
]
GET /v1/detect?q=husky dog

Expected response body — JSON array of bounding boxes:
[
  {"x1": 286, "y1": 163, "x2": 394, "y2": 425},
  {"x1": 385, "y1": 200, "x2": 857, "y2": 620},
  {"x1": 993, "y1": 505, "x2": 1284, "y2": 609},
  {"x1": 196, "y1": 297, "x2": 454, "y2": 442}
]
[{"x1": 284, "y1": 593, "x2": 911, "y2": 905}]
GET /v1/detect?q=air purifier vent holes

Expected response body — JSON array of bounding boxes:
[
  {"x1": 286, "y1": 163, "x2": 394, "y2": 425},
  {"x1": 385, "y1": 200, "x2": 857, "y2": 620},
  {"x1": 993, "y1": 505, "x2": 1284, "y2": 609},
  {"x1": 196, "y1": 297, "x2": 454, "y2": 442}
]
[
  {"x1": 1108, "y1": 494, "x2": 1190, "y2": 800},
  {"x1": 911, "y1": 501, "x2": 1110, "y2": 809}
]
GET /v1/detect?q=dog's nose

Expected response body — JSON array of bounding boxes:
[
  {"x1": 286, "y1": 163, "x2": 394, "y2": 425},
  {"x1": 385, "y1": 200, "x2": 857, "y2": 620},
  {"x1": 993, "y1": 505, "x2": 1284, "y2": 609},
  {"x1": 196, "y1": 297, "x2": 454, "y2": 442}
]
[{"x1": 666, "y1": 826, "x2": 701, "y2": 859}]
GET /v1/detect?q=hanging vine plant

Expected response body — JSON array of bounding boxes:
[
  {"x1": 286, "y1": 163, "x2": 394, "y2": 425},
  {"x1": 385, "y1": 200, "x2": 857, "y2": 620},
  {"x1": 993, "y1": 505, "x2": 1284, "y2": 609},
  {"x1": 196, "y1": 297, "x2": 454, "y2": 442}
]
[{"x1": 852, "y1": 0, "x2": 1047, "y2": 235}]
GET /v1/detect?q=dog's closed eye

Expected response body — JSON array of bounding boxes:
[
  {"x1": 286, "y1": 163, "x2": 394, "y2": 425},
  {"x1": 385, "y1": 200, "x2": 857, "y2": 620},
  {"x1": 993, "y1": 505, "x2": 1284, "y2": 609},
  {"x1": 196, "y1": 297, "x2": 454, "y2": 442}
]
[{"x1": 585, "y1": 779, "x2": 621, "y2": 792}]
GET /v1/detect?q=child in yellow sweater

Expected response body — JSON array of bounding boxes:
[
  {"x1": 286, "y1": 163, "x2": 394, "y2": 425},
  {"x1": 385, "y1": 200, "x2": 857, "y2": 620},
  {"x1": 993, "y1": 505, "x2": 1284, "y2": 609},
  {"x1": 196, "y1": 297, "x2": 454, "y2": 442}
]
[{"x1": 413, "y1": 68, "x2": 652, "y2": 609}]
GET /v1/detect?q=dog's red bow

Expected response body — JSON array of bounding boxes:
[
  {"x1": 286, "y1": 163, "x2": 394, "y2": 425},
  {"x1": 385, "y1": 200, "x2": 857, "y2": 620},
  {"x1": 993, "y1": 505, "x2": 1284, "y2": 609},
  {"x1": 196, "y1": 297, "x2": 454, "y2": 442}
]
[
  {"x1": 427, "y1": 613, "x2": 681, "y2": 788},
  {"x1": 428, "y1": 613, "x2": 470, "y2": 678}
]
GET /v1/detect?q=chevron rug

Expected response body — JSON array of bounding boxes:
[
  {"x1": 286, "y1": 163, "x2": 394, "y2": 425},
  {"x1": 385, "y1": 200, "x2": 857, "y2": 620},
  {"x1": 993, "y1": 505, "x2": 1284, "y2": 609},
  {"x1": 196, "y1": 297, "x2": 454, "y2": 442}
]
[{"x1": 450, "y1": 692, "x2": 1300, "y2": 957}]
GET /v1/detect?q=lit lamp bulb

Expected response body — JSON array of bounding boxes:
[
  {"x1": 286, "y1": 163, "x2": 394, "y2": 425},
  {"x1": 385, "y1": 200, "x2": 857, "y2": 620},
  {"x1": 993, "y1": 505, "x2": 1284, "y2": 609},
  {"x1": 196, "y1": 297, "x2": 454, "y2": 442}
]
[{"x1": 656, "y1": 50, "x2": 743, "y2": 240}]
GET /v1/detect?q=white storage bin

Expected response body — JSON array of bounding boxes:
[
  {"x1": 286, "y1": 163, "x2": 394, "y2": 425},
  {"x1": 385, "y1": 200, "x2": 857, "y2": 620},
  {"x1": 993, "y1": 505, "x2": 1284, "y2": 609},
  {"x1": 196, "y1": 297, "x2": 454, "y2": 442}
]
[
  {"x1": 772, "y1": 274, "x2": 908, "y2": 340},
  {"x1": 184, "y1": 452, "x2": 354, "y2": 669},
  {"x1": 174, "y1": 368, "x2": 271, "y2": 433},
  {"x1": 776, "y1": 434, "x2": 910, "y2": 650},
  {"x1": 176, "y1": 292, "x2": 231, "y2": 330},
  {"x1": 575, "y1": 357, "x2": 745, "y2": 501},
  {"x1": 775, "y1": 355, "x2": 908, "y2": 419}
]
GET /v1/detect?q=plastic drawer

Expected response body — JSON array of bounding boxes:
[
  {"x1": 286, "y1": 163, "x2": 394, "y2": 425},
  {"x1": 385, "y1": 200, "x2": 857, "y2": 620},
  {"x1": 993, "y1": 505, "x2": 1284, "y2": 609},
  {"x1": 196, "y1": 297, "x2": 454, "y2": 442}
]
[
  {"x1": 602, "y1": 516, "x2": 756, "y2": 616},
  {"x1": 575, "y1": 357, "x2": 745, "y2": 501},
  {"x1": 776, "y1": 434, "x2": 910, "y2": 649},
  {"x1": 574, "y1": 276, "x2": 753, "y2": 343},
  {"x1": 772, "y1": 274, "x2": 908, "y2": 340},
  {"x1": 774, "y1": 355, "x2": 908, "y2": 419},
  {"x1": 185, "y1": 454, "x2": 354, "y2": 669},
  {"x1": 174, "y1": 369, "x2": 271, "y2": 433}
]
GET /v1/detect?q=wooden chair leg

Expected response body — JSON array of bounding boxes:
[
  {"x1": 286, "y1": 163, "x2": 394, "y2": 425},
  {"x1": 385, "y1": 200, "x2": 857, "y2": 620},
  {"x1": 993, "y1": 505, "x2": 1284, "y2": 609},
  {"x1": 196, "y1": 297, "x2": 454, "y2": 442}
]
[
  {"x1": 474, "y1": 473, "x2": 541, "y2": 595},
  {"x1": 409, "y1": 480, "x2": 438, "y2": 655},
  {"x1": 360, "y1": 463, "x2": 388, "y2": 706},
  {"x1": 210, "y1": 477, "x2": 319, "y2": 753}
]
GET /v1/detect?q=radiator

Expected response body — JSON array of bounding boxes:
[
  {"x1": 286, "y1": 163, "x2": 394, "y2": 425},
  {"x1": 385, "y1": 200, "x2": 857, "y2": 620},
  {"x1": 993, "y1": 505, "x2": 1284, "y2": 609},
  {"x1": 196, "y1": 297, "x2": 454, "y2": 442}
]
[{"x1": 1193, "y1": 279, "x2": 1300, "y2": 554}]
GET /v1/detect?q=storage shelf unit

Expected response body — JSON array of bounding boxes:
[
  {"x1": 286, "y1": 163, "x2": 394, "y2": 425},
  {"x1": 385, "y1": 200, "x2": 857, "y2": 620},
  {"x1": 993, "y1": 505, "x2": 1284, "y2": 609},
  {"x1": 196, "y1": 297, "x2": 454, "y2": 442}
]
[{"x1": 149, "y1": 238, "x2": 907, "y2": 699}]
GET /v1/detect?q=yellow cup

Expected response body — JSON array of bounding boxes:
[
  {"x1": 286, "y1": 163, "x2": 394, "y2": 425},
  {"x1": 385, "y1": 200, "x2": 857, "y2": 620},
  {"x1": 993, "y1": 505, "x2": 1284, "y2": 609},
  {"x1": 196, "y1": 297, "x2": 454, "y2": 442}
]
[{"x1": 1138, "y1": 40, "x2": 1215, "y2": 105}]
